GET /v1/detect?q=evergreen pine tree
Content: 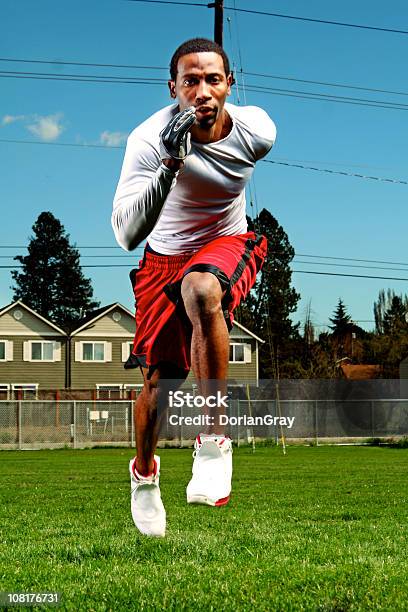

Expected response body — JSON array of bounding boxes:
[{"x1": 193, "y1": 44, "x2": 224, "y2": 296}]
[
  {"x1": 238, "y1": 209, "x2": 300, "y2": 377},
  {"x1": 328, "y1": 298, "x2": 351, "y2": 335},
  {"x1": 11, "y1": 212, "x2": 100, "y2": 331},
  {"x1": 383, "y1": 295, "x2": 408, "y2": 334},
  {"x1": 374, "y1": 289, "x2": 408, "y2": 334}
]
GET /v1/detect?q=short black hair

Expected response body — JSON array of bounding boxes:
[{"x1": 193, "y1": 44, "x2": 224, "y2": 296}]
[{"x1": 170, "y1": 38, "x2": 231, "y2": 81}]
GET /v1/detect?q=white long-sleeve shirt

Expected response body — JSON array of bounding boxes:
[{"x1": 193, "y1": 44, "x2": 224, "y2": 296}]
[{"x1": 111, "y1": 102, "x2": 276, "y2": 254}]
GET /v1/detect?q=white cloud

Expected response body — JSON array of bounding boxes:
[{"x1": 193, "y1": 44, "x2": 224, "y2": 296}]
[
  {"x1": 100, "y1": 130, "x2": 127, "y2": 147},
  {"x1": 27, "y1": 113, "x2": 64, "y2": 141},
  {"x1": 2, "y1": 114, "x2": 26, "y2": 126}
]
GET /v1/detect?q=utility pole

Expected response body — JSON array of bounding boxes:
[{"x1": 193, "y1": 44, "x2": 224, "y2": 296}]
[{"x1": 210, "y1": 0, "x2": 224, "y2": 46}]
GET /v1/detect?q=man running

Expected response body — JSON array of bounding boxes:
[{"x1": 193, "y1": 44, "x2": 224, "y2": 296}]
[{"x1": 112, "y1": 38, "x2": 276, "y2": 537}]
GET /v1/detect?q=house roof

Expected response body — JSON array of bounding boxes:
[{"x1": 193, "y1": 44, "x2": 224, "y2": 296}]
[
  {"x1": 0, "y1": 300, "x2": 66, "y2": 335},
  {"x1": 0, "y1": 302, "x2": 13, "y2": 316},
  {"x1": 340, "y1": 364, "x2": 382, "y2": 380},
  {"x1": 70, "y1": 302, "x2": 134, "y2": 336},
  {"x1": 233, "y1": 321, "x2": 265, "y2": 343}
]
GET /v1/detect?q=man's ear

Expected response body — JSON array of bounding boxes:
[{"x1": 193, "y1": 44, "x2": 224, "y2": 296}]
[
  {"x1": 226, "y1": 73, "x2": 234, "y2": 96},
  {"x1": 168, "y1": 80, "x2": 177, "y2": 99}
]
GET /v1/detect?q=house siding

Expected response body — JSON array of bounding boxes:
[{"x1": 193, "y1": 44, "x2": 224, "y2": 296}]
[
  {"x1": 70, "y1": 337, "x2": 144, "y2": 389},
  {"x1": 228, "y1": 339, "x2": 257, "y2": 381},
  {"x1": 0, "y1": 336, "x2": 67, "y2": 388}
]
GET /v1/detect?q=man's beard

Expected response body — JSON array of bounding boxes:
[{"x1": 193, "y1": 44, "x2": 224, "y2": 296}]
[{"x1": 196, "y1": 108, "x2": 218, "y2": 130}]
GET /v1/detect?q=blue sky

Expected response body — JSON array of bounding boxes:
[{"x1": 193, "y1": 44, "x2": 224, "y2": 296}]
[{"x1": 1, "y1": 0, "x2": 407, "y2": 333}]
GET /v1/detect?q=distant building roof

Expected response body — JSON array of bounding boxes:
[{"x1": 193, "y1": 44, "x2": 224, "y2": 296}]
[
  {"x1": 70, "y1": 303, "x2": 134, "y2": 336},
  {"x1": 340, "y1": 364, "x2": 382, "y2": 380},
  {"x1": 0, "y1": 299, "x2": 66, "y2": 335}
]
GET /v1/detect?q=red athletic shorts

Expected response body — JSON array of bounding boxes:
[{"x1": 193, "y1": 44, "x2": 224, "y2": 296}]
[{"x1": 125, "y1": 232, "x2": 267, "y2": 374}]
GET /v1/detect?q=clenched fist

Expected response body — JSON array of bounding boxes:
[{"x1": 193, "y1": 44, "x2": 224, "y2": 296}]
[{"x1": 159, "y1": 106, "x2": 196, "y2": 161}]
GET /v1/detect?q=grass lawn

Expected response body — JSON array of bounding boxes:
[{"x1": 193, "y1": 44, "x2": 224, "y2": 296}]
[{"x1": 0, "y1": 446, "x2": 408, "y2": 611}]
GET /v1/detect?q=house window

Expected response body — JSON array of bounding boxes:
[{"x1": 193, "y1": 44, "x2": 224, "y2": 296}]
[
  {"x1": 230, "y1": 343, "x2": 245, "y2": 362},
  {"x1": 31, "y1": 341, "x2": 54, "y2": 361},
  {"x1": 83, "y1": 342, "x2": 105, "y2": 361},
  {"x1": 96, "y1": 384, "x2": 123, "y2": 399},
  {"x1": 0, "y1": 340, "x2": 13, "y2": 362},
  {"x1": 0, "y1": 384, "x2": 10, "y2": 399},
  {"x1": 229, "y1": 343, "x2": 251, "y2": 363},
  {"x1": 23, "y1": 341, "x2": 60, "y2": 362},
  {"x1": 124, "y1": 384, "x2": 143, "y2": 398},
  {"x1": 12, "y1": 384, "x2": 38, "y2": 399},
  {"x1": 75, "y1": 342, "x2": 111, "y2": 363},
  {"x1": 122, "y1": 342, "x2": 134, "y2": 362}
]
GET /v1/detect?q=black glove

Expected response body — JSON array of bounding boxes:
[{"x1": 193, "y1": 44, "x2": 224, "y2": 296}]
[{"x1": 159, "y1": 106, "x2": 196, "y2": 161}]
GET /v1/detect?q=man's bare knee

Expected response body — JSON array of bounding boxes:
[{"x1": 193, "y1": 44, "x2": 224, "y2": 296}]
[{"x1": 181, "y1": 272, "x2": 223, "y2": 319}]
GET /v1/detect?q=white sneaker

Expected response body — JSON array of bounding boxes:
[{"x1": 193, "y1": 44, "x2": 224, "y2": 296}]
[
  {"x1": 186, "y1": 434, "x2": 233, "y2": 506},
  {"x1": 129, "y1": 455, "x2": 166, "y2": 537}
]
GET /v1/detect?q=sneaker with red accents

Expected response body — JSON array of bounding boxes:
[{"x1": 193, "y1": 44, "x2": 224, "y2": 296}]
[
  {"x1": 129, "y1": 455, "x2": 166, "y2": 537},
  {"x1": 186, "y1": 434, "x2": 233, "y2": 506}
]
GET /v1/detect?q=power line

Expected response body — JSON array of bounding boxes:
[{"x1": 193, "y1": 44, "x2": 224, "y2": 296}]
[
  {"x1": 0, "y1": 137, "x2": 406, "y2": 184},
  {"x1": 2, "y1": 57, "x2": 407, "y2": 99},
  {"x1": 125, "y1": 0, "x2": 408, "y2": 36},
  {"x1": 228, "y1": 5, "x2": 260, "y2": 224},
  {"x1": 3, "y1": 247, "x2": 408, "y2": 268},
  {"x1": 244, "y1": 84, "x2": 408, "y2": 111},
  {"x1": 262, "y1": 159, "x2": 408, "y2": 185},
  {"x1": 292, "y1": 270, "x2": 408, "y2": 281},
  {"x1": 247, "y1": 83, "x2": 408, "y2": 110},
  {"x1": 4, "y1": 246, "x2": 408, "y2": 270},
  {"x1": 274, "y1": 157, "x2": 391, "y2": 171},
  {"x1": 3, "y1": 68, "x2": 408, "y2": 112},
  {"x1": 0, "y1": 69, "x2": 165, "y2": 82},
  {"x1": 125, "y1": 0, "x2": 206, "y2": 6},
  {"x1": 0, "y1": 138, "x2": 124, "y2": 149},
  {"x1": 226, "y1": 6, "x2": 408, "y2": 36},
  {"x1": 3, "y1": 263, "x2": 408, "y2": 281},
  {"x1": 3, "y1": 72, "x2": 408, "y2": 114},
  {"x1": 0, "y1": 73, "x2": 165, "y2": 86},
  {"x1": 297, "y1": 254, "x2": 408, "y2": 267},
  {"x1": 293, "y1": 260, "x2": 408, "y2": 274},
  {"x1": 0, "y1": 245, "x2": 143, "y2": 250},
  {"x1": 0, "y1": 57, "x2": 166, "y2": 71},
  {"x1": 8, "y1": 256, "x2": 405, "y2": 271},
  {"x1": 0, "y1": 138, "x2": 408, "y2": 185},
  {"x1": 3, "y1": 136, "x2": 405, "y2": 185},
  {"x1": 0, "y1": 265, "x2": 136, "y2": 269},
  {"x1": 244, "y1": 70, "x2": 408, "y2": 99},
  {"x1": 0, "y1": 255, "x2": 140, "y2": 259},
  {"x1": 6, "y1": 256, "x2": 408, "y2": 273}
]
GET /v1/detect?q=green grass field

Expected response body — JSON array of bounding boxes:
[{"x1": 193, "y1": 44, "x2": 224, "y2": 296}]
[{"x1": 1, "y1": 446, "x2": 408, "y2": 611}]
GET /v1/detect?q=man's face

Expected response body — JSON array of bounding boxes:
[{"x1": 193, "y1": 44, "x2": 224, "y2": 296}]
[{"x1": 168, "y1": 51, "x2": 232, "y2": 130}]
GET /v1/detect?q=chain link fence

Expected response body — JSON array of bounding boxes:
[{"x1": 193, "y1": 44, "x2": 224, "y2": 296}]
[{"x1": 1, "y1": 383, "x2": 407, "y2": 449}]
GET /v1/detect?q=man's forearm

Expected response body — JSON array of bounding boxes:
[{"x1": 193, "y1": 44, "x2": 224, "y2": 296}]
[
  {"x1": 111, "y1": 163, "x2": 178, "y2": 251},
  {"x1": 112, "y1": 107, "x2": 195, "y2": 251}
]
